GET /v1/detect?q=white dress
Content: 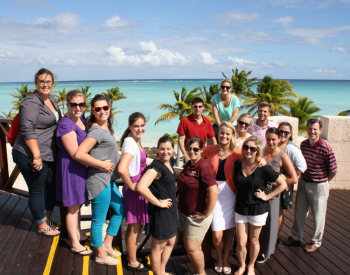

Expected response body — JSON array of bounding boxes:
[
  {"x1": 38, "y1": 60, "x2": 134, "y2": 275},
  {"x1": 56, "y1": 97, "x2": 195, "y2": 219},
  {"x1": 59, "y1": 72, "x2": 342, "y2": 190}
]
[
  {"x1": 211, "y1": 180, "x2": 236, "y2": 231},
  {"x1": 236, "y1": 133, "x2": 251, "y2": 148}
]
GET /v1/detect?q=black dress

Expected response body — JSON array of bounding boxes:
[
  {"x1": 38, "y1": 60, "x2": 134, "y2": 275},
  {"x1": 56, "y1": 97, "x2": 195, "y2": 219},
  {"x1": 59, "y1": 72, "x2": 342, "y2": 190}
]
[{"x1": 146, "y1": 159, "x2": 178, "y2": 240}]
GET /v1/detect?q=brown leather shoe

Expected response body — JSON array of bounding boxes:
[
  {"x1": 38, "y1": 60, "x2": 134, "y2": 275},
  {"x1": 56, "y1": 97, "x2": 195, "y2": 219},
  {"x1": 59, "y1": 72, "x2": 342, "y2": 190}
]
[
  {"x1": 305, "y1": 244, "x2": 319, "y2": 253},
  {"x1": 285, "y1": 236, "x2": 301, "y2": 246}
]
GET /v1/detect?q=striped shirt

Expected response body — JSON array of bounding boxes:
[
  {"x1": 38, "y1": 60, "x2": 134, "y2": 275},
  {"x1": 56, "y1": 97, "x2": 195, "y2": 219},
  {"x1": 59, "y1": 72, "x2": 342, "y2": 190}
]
[{"x1": 301, "y1": 137, "x2": 337, "y2": 182}]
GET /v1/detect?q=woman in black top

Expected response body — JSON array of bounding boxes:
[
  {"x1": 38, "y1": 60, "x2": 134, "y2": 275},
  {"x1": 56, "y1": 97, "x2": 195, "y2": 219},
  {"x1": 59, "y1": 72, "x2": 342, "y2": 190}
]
[
  {"x1": 12, "y1": 68, "x2": 61, "y2": 237},
  {"x1": 137, "y1": 136, "x2": 178, "y2": 275},
  {"x1": 234, "y1": 136, "x2": 287, "y2": 275}
]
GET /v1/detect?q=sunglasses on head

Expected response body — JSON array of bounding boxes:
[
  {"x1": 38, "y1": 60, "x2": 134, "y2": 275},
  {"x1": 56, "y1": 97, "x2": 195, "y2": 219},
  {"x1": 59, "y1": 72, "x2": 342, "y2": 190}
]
[
  {"x1": 279, "y1": 130, "x2": 290, "y2": 135},
  {"x1": 238, "y1": 121, "x2": 250, "y2": 127},
  {"x1": 243, "y1": 145, "x2": 258, "y2": 152},
  {"x1": 221, "y1": 85, "x2": 231, "y2": 90},
  {"x1": 92, "y1": 105, "x2": 110, "y2": 112},
  {"x1": 69, "y1": 102, "x2": 86, "y2": 108},
  {"x1": 188, "y1": 147, "x2": 200, "y2": 152}
]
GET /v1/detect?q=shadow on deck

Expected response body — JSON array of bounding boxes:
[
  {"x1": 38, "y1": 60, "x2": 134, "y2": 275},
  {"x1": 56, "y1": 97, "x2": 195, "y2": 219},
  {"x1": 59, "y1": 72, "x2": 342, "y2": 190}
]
[{"x1": 0, "y1": 189, "x2": 350, "y2": 275}]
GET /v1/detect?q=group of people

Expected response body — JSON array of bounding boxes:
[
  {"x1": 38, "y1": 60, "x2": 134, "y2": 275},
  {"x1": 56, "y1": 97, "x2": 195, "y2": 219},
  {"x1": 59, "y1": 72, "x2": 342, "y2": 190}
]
[{"x1": 12, "y1": 70, "x2": 337, "y2": 275}]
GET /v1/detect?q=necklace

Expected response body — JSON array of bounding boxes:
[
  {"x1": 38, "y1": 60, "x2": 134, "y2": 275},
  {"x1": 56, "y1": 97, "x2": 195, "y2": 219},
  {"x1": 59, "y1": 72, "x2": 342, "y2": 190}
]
[{"x1": 218, "y1": 145, "x2": 230, "y2": 157}]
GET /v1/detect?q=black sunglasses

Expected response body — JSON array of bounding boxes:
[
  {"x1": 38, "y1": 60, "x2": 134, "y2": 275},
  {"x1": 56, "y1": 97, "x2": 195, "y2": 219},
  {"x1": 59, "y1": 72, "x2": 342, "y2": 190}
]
[
  {"x1": 188, "y1": 147, "x2": 200, "y2": 152},
  {"x1": 238, "y1": 121, "x2": 250, "y2": 127},
  {"x1": 221, "y1": 85, "x2": 231, "y2": 90},
  {"x1": 69, "y1": 102, "x2": 86, "y2": 108},
  {"x1": 279, "y1": 130, "x2": 290, "y2": 135},
  {"x1": 92, "y1": 105, "x2": 110, "y2": 112},
  {"x1": 243, "y1": 145, "x2": 258, "y2": 152},
  {"x1": 193, "y1": 105, "x2": 204, "y2": 109}
]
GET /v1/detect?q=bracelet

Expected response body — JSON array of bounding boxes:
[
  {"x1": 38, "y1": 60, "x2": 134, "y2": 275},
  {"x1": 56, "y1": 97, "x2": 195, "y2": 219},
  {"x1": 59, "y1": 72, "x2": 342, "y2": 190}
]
[
  {"x1": 159, "y1": 201, "x2": 162, "y2": 207},
  {"x1": 33, "y1": 155, "x2": 42, "y2": 160}
]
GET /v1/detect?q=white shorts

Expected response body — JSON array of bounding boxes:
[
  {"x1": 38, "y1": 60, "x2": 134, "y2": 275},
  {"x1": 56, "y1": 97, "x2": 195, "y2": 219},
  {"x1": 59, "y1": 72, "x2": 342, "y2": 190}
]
[{"x1": 235, "y1": 212, "x2": 269, "y2": 227}]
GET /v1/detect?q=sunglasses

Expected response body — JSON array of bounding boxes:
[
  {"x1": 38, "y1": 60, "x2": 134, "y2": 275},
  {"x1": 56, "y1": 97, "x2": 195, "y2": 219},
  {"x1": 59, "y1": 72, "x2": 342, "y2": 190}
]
[
  {"x1": 279, "y1": 130, "x2": 290, "y2": 135},
  {"x1": 37, "y1": 80, "x2": 53, "y2": 85},
  {"x1": 188, "y1": 147, "x2": 200, "y2": 153},
  {"x1": 69, "y1": 102, "x2": 86, "y2": 108},
  {"x1": 221, "y1": 85, "x2": 231, "y2": 90},
  {"x1": 92, "y1": 105, "x2": 110, "y2": 112},
  {"x1": 193, "y1": 105, "x2": 204, "y2": 109},
  {"x1": 238, "y1": 121, "x2": 250, "y2": 127},
  {"x1": 243, "y1": 145, "x2": 258, "y2": 152}
]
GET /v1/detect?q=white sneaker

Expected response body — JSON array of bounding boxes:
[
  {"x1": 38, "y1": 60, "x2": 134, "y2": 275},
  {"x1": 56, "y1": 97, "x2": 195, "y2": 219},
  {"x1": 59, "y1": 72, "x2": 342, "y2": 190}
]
[{"x1": 103, "y1": 246, "x2": 122, "y2": 258}]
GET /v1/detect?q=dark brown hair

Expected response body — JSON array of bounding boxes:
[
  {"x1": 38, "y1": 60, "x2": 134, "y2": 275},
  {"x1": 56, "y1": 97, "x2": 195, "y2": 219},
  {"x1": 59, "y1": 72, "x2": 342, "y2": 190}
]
[
  {"x1": 266, "y1": 127, "x2": 280, "y2": 137},
  {"x1": 258, "y1": 101, "x2": 271, "y2": 111},
  {"x1": 278, "y1": 122, "x2": 293, "y2": 141},
  {"x1": 88, "y1": 94, "x2": 114, "y2": 135},
  {"x1": 120, "y1": 112, "x2": 146, "y2": 147},
  {"x1": 157, "y1": 135, "x2": 174, "y2": 149},
  {"x1": 34, "y1": 68, "x2": 55, "y2": 85},
  {"x1": 186, "y1": 136, "x2": 203, "y2": 150}
]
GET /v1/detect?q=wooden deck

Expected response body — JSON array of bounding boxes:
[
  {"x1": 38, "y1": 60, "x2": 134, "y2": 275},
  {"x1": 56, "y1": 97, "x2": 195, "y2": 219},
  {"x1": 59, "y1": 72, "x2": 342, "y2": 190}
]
[{"x1": 1, "y1": 189, "x2": 350, "y2": 275}]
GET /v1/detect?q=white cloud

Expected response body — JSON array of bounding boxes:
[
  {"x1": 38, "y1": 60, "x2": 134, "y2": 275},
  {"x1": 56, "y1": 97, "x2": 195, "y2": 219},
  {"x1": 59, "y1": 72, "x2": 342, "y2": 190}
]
[
  {"x1": 0, "y1": 51, "x2": 24, "y2": 59},
  {"x1": 103, "y1": 15, "x2": 130, "y2": 28},
  {"x1": 140, "y1": 41, "x2": 157, "y2": 53},
  {"x1": 331, "y1": 46, "x2": 348, "y2": 53},
  {"x1": 214, "y1": 11, "x2": 262, "y2": 26},
  {"x1": 228, "y1": 57, "x2": 284, "y2": 70},
  {"x1": 285, "y1": 26, "x2": 350, "y2": 45},
  {"x1": 272, "y1": 61, "x2": 285, "y2": 67},
  {"x1": 200, "y1": 52, "x2": 218, "y2": 65},
  {"x1": 271, "y1": 16, "x2": 294, "y2": 25}
]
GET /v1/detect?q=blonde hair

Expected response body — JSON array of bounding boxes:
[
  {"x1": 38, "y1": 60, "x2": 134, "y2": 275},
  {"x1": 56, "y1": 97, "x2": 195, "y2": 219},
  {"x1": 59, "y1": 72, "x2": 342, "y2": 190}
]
[
  {"x1": 66, "y1": 89, "x2": 85, "y2": 103},
  {"x1": 219, "y1": 121, "x2": 237, "y2": 152},
  {"x1": 241, "y1": 136, "x2": 263, "y2": 163},
  {"x1": 237, "y1": 113, "x2": 252, "y2": 123},
  {"x1": 221, "y1": 79, "x2": 232, "y2": 86}
]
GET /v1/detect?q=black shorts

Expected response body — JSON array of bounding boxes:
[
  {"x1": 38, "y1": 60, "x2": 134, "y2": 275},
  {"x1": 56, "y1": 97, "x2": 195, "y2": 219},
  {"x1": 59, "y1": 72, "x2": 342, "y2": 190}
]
[{"x1": 280, "y1": 185, "x2": 294, "y2": 210}]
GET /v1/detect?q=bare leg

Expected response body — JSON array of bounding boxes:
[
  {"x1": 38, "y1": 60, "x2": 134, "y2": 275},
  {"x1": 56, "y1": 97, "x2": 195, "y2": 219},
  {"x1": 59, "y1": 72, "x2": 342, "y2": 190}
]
[
  {"x1": 125, "y1": 223, "x2": 145, "y2": 268},
  {"x1": 277, "y1": 209, "x2": 284, "y2": 241},
  {"x1": 236, "y1": 222, "x2": 248, "y2": 275},
  {"x1": 247, "y1": 224, "x2": 263, "y2": 275},
  {"x1": 67, "y1": 205, "x2": 91, "y2": 254},
  {"x1": 212, "y1": 230, "x2": 224, "y2": 269},
  {"x1": 160, "y1": 236, "x2": 176, "y2": 274},
  {"x1": 184, "y1": 237, "x2": 206, "y2": 275},
  {"x1": 223, "y1": 228, "x2": 235, "y2": 271}
]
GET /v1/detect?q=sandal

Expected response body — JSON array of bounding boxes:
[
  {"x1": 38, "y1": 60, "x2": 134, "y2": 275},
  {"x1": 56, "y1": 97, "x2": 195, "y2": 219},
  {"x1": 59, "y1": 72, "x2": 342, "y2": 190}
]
[
  {"x1": 47, "y1": 221, "x2": 61, "y2": 230},
  {"x1": 70, "y1": 247, "x2": 93, "y2": 256},
  {"x1": 127, "y1": 262, "x2": 149, "y2": 272},
  {"x1": 223, "y1": 267, "x2": 232, "y2": 274},
  {"x1": 36, "y1": 227, "x2": 60, "y2": 237},
  {"x1": 214, "y1": 266, "x2": 223, "y2": 273}
]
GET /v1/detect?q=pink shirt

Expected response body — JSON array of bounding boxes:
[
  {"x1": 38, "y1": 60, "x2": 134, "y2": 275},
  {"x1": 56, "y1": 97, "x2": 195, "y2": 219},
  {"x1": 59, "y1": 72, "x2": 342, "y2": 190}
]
[{"x1": 247, "y1": 119, "x2": 278, "y2": 148}]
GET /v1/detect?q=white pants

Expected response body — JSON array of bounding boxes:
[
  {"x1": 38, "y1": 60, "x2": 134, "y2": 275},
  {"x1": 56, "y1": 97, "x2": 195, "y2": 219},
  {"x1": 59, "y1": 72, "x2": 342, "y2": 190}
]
[{"x1": 211, "y1": 180, "x2": 236, "y2": 231}]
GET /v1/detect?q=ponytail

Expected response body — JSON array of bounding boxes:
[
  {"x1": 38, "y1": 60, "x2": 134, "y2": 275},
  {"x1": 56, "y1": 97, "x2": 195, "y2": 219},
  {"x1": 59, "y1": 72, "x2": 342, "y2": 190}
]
[{"x1": 120, "y1": 128, "x2": 131, "y2": 147}]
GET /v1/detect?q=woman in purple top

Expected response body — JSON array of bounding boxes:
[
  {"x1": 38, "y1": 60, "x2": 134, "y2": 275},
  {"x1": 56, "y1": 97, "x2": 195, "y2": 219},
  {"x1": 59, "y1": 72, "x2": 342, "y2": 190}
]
[
  {"x1": 118, "y1": 112, "x2": 149, "y2": 272},
  {"x1": 56, "y1": 89, "x2": 91, "y2": 256}
]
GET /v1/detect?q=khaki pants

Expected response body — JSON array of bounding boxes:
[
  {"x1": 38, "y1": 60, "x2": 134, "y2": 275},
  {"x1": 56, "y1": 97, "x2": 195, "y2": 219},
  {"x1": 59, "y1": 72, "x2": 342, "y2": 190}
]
[{"x1": 291, "y1": 177, "x2": 329, "y2": 247}]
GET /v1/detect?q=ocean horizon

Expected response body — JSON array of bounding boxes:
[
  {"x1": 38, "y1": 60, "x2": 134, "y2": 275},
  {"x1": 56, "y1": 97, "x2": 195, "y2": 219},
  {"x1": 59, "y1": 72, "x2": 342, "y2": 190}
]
[{"x1": 1, "y1": 79, "x2": 349, "y2": 147}]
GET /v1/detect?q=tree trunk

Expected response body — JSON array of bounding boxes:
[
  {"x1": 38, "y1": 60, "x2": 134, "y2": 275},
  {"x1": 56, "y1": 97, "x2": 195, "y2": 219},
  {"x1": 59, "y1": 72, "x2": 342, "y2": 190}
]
[{"x1": 176, "y1": 144, "x2": 181, "y2": 167}]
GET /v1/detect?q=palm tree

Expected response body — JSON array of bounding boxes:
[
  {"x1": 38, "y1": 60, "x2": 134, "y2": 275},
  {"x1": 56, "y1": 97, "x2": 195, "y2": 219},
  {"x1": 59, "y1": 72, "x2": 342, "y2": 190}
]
[
  {"x1": 289, "y1": 96, "x2": 322, "y2": 135},
  {"x1": 102, "y1": 87, "x2": 127, "y2": 116},
  {"x1": 243, "y1": 76, "x2": 298, "y2": 116},
  {"x1": 337, "y1": 110, "x2": 350, "y2": 116},
  {"x1": 222, "y1": 68, "x2": 258, "y2": 100},
  {"x1": 11, "y1": 85, "x2": 34, "y2": 111},
  {"x1": 198, "y1": 84, "x2": 220, "y2": 121},
  {"x1": 0, "y1": 108, "x2": 17, "y2": 120},
  {"x1": 80, "y1": 85, "x2": 92, "y2": 112},
  {"x1": 155, "y1": 86, "x2": 201, "y2": 166},
  {"x1": 53, "y1": 88, "x2": 67, "y2": 114}
]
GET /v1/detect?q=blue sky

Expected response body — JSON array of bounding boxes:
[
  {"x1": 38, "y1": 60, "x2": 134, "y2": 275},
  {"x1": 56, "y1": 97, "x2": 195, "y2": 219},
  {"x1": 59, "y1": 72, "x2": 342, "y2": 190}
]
[{"x1": 0, "y1": 0, "x2": 350, "y2": 81}]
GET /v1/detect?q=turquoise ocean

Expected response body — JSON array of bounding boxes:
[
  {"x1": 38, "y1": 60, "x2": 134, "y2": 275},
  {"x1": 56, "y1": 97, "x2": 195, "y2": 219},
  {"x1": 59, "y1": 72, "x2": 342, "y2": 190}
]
[{"x1": 0, "y1": 79, "x2": 349, "y2": 146}]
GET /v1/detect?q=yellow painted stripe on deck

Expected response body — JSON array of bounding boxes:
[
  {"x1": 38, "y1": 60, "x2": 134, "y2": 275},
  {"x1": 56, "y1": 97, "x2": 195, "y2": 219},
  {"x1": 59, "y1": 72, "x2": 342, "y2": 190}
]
[
  {"x1": 114, "y1": 246, "x2": 123, "y2": 275},
  {"x1": 145, "y1": 255, "x2": 153, "y2": 275},
  {"x1": 82, "y1": 232, "x2": 91, "y2": 275},
  {"x1": 43, "y1": 235, "x2": 60, "y2": 275}
]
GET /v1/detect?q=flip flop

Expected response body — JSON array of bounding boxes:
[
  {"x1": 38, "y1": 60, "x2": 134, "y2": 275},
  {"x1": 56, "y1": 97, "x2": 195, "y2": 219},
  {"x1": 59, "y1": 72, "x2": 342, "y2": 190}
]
[
  {"x1": 47, "y1": 221, "x2": 61, "y2": 230},
  {"x1": 70, "y1": 247, "x2": 93, "y2": 256},
  {"x1": 36, "y1": 227, "x2": 60, "y2": 237},
  {"x1": 127, "y1": 262, "x2": 149, "y2": 272}
]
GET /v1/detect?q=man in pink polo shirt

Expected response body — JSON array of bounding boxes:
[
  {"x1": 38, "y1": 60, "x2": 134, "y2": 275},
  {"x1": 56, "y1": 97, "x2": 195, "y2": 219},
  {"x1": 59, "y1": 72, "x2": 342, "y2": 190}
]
[
  {"x1": 177, "y1": 97, "x2": 216, "y2": 163},
  {"x1": 247, "y1": 102, "x2": 278, "y2": 147},
  {"x1": 286, "y1": 118, "x2": 337, "y2": 252}
]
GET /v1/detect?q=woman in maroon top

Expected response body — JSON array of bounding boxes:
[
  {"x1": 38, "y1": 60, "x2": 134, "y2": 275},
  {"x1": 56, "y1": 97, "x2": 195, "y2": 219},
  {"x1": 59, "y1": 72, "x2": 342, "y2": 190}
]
[{"x1": 177, "y1": 136, "x2": 218, "y2": 275}]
